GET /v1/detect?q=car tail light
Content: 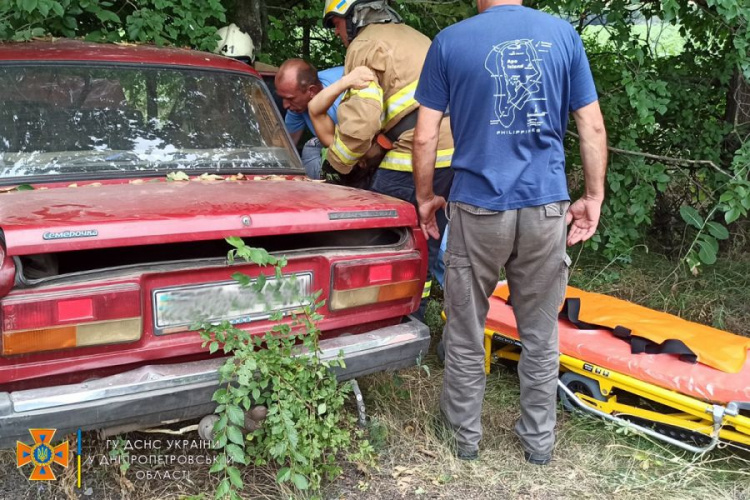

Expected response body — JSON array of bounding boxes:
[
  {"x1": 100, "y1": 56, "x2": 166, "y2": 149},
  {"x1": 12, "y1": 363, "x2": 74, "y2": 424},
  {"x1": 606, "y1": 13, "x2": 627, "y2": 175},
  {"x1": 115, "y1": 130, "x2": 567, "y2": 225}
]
[
  {"x1": 1, "y1": 284, "x2": 141, "y2": 355},
  {"x1": 330, "y1": 255, "x2": 422, "y2": 311}
]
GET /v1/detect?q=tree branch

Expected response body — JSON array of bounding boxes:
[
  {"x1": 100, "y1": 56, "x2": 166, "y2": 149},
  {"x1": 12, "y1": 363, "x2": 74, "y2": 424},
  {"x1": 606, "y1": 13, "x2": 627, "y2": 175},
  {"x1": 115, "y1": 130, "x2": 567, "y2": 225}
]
[{"x1": 567, "y1": 131, "x2": 736, "y2": 179}]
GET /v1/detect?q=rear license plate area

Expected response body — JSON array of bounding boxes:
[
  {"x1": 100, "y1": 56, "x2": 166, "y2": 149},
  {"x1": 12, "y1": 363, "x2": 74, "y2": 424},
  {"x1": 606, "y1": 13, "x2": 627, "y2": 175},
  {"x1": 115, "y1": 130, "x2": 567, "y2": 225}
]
[{"x1": 152, "y1": 272, "x2": 312, "y2": 335}]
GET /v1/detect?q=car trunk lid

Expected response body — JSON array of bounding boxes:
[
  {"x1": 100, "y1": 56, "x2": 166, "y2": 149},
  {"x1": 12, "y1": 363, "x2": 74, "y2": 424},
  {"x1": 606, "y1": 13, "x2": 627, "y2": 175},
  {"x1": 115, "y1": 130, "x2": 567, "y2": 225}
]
[{"x1": 0, "y1": 178, "x2": 417, "y2": 256}]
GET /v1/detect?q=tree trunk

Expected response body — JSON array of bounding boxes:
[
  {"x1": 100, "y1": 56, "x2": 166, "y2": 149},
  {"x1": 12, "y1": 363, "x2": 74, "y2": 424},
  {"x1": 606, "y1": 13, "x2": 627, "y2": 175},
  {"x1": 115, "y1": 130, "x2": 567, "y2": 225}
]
[
  {"x1": 231, "y1": 0, "x2": 268, "y2": 53},
  {"x1": 302, "y1": 25, "x2": 310, "y2": 60},
  {"x1": 725, "y1": 70, "x2": 750, "y2": 127}
]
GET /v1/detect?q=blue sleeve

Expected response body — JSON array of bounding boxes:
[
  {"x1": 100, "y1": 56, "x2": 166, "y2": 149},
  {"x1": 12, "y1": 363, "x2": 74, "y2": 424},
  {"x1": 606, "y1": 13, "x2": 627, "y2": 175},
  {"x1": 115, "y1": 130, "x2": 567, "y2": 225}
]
[
  {"x1": 568, "y1": 31, "x2": 598, "y2": 111},
  {"x1": 415, "y1": 37, "x2": 450, "y2": 112},
  {"x1": 284, "y1": 110, "x2": 306, "y2": 134}
]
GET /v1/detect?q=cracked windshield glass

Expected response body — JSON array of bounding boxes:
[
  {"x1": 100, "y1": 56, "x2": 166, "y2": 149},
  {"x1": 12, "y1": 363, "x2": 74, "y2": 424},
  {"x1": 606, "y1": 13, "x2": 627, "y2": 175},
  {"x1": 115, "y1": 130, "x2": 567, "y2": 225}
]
[{"x1": 0, "y1": 65, "x2": 300, "y2": 180}]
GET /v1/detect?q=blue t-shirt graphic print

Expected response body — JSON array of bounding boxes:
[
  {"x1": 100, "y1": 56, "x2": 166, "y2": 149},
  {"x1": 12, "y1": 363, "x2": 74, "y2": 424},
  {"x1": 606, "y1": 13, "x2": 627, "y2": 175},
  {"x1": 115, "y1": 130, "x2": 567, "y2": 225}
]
[
  {"x1": 416, "y1": 6, "x2": 598, "y2": 211},
  {"x1": 486, "y1": 39, "x2": 546, "y2": 131}
]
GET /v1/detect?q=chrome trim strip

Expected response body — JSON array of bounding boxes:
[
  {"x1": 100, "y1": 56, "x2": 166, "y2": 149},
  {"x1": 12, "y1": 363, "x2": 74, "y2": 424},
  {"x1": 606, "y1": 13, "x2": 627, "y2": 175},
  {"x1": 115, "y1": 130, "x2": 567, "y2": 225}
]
[{"x1": 10, "y1": 326, "x2": 420, "y2": 413}]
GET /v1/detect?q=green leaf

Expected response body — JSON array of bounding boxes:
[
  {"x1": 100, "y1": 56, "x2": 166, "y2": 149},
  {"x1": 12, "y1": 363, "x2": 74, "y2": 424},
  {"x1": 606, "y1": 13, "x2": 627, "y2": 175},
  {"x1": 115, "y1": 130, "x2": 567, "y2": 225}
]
[
  {"x1": 679, "y1": 205, "x2": 703, "y2": 229},
  {"x1": 227, "y1": 465, "x2": 243, "y2": 488},
  {"x1": 227, "y1": 405, "x2": 245, "y2": 427},
  {"x1": 226, "y1": 444, "x2": 246, "y2": 465},
  {"x1": 725, "y1": 207, "x2": 741, "y2": 224},
  {"x1": 232, "y1": 272, "x2": 252, "y2": 287},
  {"x1": 291, "y1": 473, "x2": 309, "y2": 490},
  {"x1": 317, "y1": 403, "x2": 327, "y2": 415},
  {"x1": 706, "y1": 222, "x2": 729, "y2": 240},
  {"x1": 254, "y1": 272, "x2": 267, "y2": 292},
  {"x1": 213, "y1": 432, "x2": 228, "y2": 449},
  {"x1": 700, "y1": 234, "x2": 719, "y2": 253},
  {"x1": 227, "y1": 425, "x2": 244, "y2": 446},
  {"x1": 15, "y1": 184, "x2": 34, "y2": 191},
  {"x1": 276, "y1": 467, "x2": 291, "y2": 483},
  {"x1": 209, "y1": 460, "x2": 225, "y2": 473},
  {"x1": 226, "y1": 236, "x2": 244, "y2": 248},
  {"x1": 21, "y1": 0, "x2": 38, "y2": 12},
  {"x1": 62, "y1": 15, "x2": 77, "y2": 29},
  {"x1": 213, "y1": 388, "x2": 228, "y2": 404},
  {"x1": 697, "y1": 240, "x2": 717, "y2": 265},
  {"x1": 719, "y1": 191, "x2": 734, "y2": 203},
  {"x1": 51, "y1": 1, "x2": 64, "y2": 15},
  {"x1": 215, "y1": 478, "x2": 230, "y2": 499},
  {"x1": 214, "y1": 414, "x2": 228, "y2": 433},
  {"x1": 96, "y1": 9, "x2": 120, "y2": 23}
]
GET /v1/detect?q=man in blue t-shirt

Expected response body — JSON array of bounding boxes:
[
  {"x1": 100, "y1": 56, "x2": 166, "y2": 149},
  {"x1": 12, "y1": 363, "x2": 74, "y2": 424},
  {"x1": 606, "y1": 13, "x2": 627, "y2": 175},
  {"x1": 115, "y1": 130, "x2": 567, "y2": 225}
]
[
  {"x1": 275, "y1": 60, "x2": 345, "y2": 179},
  {"x1": 413, "y1": 0, "x2": 607, "y2": 464}
]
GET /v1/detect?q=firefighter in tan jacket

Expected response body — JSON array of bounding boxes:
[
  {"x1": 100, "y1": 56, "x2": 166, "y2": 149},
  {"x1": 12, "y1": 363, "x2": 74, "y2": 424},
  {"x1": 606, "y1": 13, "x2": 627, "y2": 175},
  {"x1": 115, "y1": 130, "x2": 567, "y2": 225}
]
[{"x1": 324, "y1": 0, "x2": 453, "y2": 309}]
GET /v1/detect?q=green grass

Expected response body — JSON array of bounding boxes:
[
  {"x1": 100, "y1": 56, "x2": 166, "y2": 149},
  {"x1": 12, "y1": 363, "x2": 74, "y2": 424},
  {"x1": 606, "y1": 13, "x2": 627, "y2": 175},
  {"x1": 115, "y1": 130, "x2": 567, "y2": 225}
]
[{"x1": 584, "y1": 23, "x2": 686, "y2": 57}]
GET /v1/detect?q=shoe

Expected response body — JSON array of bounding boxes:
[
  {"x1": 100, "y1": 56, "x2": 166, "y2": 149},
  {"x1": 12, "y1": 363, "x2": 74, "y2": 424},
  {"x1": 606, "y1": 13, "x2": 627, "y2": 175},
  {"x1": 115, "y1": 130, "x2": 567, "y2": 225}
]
[
  {"x1": 456, "y1": 447, "x2": 479, "y2": 461},
  {"x1": 524, "y1": 451, "x2": 552, "y2": 466},
  {"x1": 430, "y1": 412, "x2": 479, "y2": 461}
]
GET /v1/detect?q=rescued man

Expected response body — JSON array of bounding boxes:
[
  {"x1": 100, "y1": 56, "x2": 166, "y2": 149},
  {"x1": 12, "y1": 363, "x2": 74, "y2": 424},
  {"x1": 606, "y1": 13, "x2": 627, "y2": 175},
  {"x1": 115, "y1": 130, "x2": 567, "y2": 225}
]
[{"x1": 275, "y1": 59, "x2": 345, "y2": 179}]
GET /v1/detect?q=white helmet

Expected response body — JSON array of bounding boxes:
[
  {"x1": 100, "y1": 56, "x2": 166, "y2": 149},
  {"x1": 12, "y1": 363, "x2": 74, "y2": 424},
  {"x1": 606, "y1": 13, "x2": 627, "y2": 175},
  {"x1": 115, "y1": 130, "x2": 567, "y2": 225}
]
[{"x1": 215, "y1": 24, "x2": 256, "y2": 64}]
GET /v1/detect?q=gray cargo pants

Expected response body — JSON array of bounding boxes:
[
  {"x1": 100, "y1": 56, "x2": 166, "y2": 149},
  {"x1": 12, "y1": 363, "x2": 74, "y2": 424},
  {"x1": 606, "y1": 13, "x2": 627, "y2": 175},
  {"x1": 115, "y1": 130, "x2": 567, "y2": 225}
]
[{"x1": 441, "y1": 200, "x2": 569, "y2": 456}]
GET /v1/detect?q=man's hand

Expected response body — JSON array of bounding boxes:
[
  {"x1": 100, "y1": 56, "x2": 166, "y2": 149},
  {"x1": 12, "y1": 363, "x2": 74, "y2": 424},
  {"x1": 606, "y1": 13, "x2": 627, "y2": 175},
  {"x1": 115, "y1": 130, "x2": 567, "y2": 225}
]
[
  {"x1": 569, "y1": 101, "x2": 607, "y2": 247},
  {"x1": 344, "y1": 66, "x2": 376, "y2": 89},
  {"x1": 565, "y1": 196, "x2": 603, "y2": 246},
  {"x1": 418, "y1": 195, "x2": 446, "y2": 240}
]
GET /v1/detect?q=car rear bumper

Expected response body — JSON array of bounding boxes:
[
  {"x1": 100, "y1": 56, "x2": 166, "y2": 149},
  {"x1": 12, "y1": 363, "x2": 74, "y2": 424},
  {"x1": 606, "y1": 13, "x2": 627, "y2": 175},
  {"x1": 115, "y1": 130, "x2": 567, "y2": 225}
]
[{"x1": 0, "y1": 317, "x2": 429, "y2": 448}]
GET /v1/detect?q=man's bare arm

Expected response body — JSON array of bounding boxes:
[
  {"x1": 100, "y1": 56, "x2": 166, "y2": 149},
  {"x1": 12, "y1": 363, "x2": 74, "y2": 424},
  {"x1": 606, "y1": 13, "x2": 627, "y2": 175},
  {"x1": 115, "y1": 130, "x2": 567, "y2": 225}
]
[
  {"x1": 566, "y1": 100, "x2": 607, "y2": 246},
  {"x1": 413, "y1": 105, "x2": 446, "y2": 240},
  {"x1": 309, "y1": 66, "x2": 376, "y2": 147}
]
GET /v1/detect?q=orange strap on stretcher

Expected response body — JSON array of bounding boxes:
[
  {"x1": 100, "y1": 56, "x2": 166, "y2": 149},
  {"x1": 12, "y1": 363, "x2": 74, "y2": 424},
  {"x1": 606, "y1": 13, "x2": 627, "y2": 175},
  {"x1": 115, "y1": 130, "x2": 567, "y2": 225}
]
[{"x1": 493, "y1": 284, "x2": 750, "y2": 374}]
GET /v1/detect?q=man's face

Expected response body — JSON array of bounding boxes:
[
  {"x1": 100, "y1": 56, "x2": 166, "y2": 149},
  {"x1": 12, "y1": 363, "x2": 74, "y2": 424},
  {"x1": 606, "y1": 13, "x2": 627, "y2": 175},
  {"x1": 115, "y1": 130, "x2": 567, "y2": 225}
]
[
  {"x1": 331, "y1": 17, "x2": 349, "y2": 47},
  {"x1": 275, "y1": 74, "x2": 313, "y2": 113}
]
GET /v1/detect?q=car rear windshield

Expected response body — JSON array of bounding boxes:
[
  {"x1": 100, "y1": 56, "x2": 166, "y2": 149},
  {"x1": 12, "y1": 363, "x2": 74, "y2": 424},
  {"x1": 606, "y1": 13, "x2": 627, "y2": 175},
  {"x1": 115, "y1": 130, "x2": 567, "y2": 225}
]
[{"x1": 0, "y1": 64, "x2": 301, "y2": 180}]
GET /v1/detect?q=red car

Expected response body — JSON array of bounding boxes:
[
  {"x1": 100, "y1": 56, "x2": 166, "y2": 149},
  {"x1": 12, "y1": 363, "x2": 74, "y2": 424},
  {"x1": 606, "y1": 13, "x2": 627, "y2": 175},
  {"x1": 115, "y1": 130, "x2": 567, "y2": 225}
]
[{"x1": 0, "y1": 40, "x2": 429, "y2": 447}]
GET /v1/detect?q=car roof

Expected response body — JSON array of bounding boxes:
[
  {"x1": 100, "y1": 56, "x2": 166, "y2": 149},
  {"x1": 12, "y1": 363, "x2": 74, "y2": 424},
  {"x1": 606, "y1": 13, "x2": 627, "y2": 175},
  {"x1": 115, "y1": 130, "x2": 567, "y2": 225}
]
[{"x1": 0, "y1": 39, "x2": 260, "y2": 77}]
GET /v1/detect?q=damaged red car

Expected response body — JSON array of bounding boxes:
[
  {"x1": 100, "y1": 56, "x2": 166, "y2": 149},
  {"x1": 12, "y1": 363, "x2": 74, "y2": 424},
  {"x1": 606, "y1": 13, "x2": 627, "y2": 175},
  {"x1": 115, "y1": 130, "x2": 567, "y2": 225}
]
[{"x1": 0, "y1": 40, "x2": 429, "y2": 447}]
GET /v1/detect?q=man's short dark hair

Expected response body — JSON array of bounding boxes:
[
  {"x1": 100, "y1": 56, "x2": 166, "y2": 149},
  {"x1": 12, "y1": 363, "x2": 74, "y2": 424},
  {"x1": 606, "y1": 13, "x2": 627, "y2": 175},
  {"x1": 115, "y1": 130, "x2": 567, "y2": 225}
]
[{"x1": 296, "y1": 60, "x2": 322, "y2": 90}]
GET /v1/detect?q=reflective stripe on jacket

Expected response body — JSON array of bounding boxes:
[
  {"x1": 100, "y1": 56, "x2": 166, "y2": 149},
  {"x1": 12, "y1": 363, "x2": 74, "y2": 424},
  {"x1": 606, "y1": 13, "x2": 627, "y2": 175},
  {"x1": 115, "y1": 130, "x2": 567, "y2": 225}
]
[{"x1": 328, "y1": 23, "x2": 454, "y2": 174}]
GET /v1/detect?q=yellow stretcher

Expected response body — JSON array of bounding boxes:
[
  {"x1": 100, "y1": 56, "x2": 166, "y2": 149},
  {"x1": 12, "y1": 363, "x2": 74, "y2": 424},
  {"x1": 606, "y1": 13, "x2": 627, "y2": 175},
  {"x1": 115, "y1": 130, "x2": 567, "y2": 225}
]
[{"x1": 460, "y1": 283, "x2": 750, "y2": 453}]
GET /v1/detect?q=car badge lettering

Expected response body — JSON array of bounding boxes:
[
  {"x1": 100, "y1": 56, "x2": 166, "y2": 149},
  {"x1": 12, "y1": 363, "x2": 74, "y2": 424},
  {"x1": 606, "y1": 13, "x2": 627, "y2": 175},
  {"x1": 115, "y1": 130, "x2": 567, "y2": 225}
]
[
  {"x1": 329, "y1": 210, "x2": 398, "y2": 220},
  {"x1": 43, "y1": 230, "x2": 99, "y2": 240}
]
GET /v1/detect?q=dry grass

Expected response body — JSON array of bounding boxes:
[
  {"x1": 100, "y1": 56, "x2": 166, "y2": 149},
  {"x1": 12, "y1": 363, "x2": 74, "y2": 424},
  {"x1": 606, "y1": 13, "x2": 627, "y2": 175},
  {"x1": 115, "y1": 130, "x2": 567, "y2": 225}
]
[{"x1": 338, "y1": 360, "x2": 750, "y2": 500}]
